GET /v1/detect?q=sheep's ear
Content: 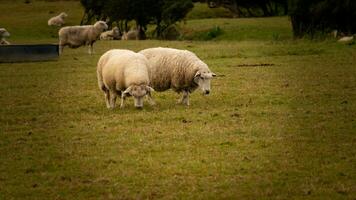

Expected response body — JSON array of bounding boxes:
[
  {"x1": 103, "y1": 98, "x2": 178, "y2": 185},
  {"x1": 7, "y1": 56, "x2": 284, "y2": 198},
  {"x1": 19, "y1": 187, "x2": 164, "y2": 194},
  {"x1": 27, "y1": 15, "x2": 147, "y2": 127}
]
[
  {"x1": 123, "y1": 86, "x2": 132, "y2": 95},
  {"x1": 194, "y1": 71, "x2": 201, "y2": 78},
  {"x1": 212, "y1": 73, "x2": 217, "y2": 77},
  {"x1": 146, "y1": 86, "x2": 154, "y2": 93}
]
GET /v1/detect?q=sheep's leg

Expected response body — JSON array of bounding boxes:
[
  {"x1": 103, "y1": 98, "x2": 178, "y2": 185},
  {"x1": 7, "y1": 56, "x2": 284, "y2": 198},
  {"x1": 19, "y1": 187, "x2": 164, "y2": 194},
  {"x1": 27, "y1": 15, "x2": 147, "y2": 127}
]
[
  {"x1": 120, "y1": 93, "x2": 126, "y2": 108},
  {"x1": 109, "y1": 90, "x2": 117, "y2": 109},
  {"x1": 178, "y1": 90, "x2": 190, "y2": 106},
  {"x1": 104, "y1": 90, "x2": 111, "y2": 109},
  {"x1": 88, "y1": 44, "x2": 93, "y2": 55},
  {"x1": 88, "y1": 43, "x2": 94, "y2": 55},
  {"x1": 59, "y1": 45, "x2": 63, "y2": 55}
]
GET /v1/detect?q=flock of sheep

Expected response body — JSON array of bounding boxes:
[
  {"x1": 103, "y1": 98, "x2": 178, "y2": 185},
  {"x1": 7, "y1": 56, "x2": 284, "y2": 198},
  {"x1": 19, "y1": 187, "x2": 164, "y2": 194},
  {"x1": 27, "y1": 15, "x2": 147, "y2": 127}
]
[
  {"x1": 47, "y1": 13, "x2": 217, "y2": 109},
  {"x1": 49, "y1": 12, "x2": 217, "y2": 109},
  {"x1": 0, "y1": 11, "x2": 217, "y2": 109},
  {"x1": 3, "y1": 12, "x2": 355, "y2": 110}
]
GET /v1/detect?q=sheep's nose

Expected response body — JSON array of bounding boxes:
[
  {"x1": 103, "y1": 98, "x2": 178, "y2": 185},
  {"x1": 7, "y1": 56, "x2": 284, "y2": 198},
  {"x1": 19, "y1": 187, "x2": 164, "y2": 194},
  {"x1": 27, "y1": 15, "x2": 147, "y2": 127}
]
[
  {"x1": 205, "y1": 90, "x2": 210, "y2": 95},
  {"x1": 136, "y1": 106, "x2": 143, "y2": 109}
]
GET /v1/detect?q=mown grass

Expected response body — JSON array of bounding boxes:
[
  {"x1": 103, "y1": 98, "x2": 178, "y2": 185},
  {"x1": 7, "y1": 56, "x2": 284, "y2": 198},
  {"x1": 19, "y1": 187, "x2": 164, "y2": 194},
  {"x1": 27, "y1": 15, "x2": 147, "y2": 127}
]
[{"x1": 1, "y1": 1, "x2": 356, "y2": 200}]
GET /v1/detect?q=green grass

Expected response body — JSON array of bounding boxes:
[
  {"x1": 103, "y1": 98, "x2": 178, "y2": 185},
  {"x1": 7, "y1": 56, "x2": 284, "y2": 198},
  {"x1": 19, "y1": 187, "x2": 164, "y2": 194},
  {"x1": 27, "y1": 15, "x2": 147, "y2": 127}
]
[
  {"x1": 180, "y1": 17, "x2": 293, "y2": 41},
  {"x1": 0, "y1": 1, "x2": 356, "y2": 200},
  {"x1": 186, "y1": 2, "x2": 233, "y2": 19}
]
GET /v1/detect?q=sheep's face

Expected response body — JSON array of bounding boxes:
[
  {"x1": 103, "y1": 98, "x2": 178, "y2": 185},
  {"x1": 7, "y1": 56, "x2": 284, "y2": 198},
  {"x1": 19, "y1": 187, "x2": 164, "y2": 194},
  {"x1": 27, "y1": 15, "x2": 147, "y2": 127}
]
[
  {"x1": 94, "y1": 21, "x2": 108, "y2": 32},
  {"x1": 0, "y1": 28, "x2": 10, "y2": 37},
  {"x1": 112, "y1": 27, "x2": 120, "y2": 37},
  {"x1": 123, "y1": 85, "x2": 154, "y2": 108},
  {"x1": 193, "y1": 70, "x2": 216, "y2": 95},
  {"x1": 60, "y1": 12, "x2": 68, "y2": 18}
]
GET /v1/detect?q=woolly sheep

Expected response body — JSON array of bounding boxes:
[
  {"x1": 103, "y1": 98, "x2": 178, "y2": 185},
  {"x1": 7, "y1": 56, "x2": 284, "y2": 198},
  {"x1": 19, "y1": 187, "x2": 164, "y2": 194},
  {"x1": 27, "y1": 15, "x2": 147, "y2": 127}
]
[
  {"x1": 100, "y1": 26, "x2": 120, "y2": 40},
  {"x1": 0, "y1": 28, "x2": 10, "y2": 45},
  {"x1": 58, "y1": 21, "x2": 108, "y2": 54},
  {"x1": 48, "y1": 12, "x2": 68, "y2": 27},
  {"x1": 97, "y1": 49, "x2": 155, "y2": 109},
  {"x1": 139, "y1": 47, "x2": 216, "y2": 106}
]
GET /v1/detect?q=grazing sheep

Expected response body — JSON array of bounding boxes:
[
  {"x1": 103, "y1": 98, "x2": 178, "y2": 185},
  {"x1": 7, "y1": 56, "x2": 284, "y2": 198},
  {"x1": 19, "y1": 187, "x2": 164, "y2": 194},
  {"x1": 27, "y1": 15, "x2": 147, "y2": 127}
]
[
  {"x1": 48, "y1": 12, "x2": 68, "y2": 27},
  {"x1": 58, "y1": 21, "x2": 108, "y2": 54},
  {"x1": 0, "y1": 28, "x2": 10, "y2": 45},
  {"x1": 139, "y1": 47, "x2": 216, "y2": 106},
  {"x1": 97, "y1": 49, "x2": 155, "y2": 109},
  {"x1": 100, "y1": 26, "x2": 120, "y2": 40}
]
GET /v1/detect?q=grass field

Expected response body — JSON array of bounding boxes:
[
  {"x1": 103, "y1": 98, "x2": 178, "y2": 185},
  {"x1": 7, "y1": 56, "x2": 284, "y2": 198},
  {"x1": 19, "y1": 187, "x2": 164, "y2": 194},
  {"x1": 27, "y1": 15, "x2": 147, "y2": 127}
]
[{"x1": 1, "y1": 1, "x2": 356, "y2": 199}]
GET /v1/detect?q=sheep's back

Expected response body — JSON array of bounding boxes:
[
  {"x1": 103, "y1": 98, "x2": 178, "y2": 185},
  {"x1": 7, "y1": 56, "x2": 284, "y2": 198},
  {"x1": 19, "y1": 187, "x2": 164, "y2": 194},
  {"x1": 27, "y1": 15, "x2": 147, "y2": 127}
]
[
  {"x1": 101, "y1": 50, "x2": 150, "y2": 91},
  {"x1": 140, "y1": 48, "x2": 202, "y2": 91}
]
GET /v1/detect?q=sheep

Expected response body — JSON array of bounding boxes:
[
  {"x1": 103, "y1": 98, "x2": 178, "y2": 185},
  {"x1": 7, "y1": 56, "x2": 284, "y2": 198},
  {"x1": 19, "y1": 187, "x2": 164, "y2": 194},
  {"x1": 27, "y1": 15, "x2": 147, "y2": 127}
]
[
  {"x1": 97, "y1": 49, "x2": 155, "y2": 109},
  {"x1": 100, "y1": 26, "x2": 120, "y2": 40},
  {"x1": 58, "y1": 21, "x2": 108, "y2": 55},
  {"x1": 0, "y1": 28, "x2": 10, "y2": 45},
  {"x1": 121, "y1": 29, "x2": 139, "y2": 40},
  {"x1": 338, "y1": 35, "x2": 354, "y2": 44},
  {"x1": 48, "y1": 12, "x2": 68, "y2": 27},
  {"x1": 139, "y1": 47, "x2": 216, "y2": 106}
]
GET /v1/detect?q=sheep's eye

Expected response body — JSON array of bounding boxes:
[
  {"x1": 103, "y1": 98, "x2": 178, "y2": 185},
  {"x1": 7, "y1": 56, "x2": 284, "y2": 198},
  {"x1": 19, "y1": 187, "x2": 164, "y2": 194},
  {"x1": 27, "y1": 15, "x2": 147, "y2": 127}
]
[{"x1": 200, "y1": 77, "x2": 204, "y2": 80}]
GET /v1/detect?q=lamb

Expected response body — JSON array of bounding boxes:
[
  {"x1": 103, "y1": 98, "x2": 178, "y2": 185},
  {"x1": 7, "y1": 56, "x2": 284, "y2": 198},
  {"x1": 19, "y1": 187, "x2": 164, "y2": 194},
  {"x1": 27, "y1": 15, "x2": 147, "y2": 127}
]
[
  {"x1": 97, "y1": 49, "x2": 155, "y2": 109},
  {"x1": 139, "y1": 47, "x2": 216, "y2": 106},
  {"x1": 48, "y1": 12, "x2": 68, "y2": 27},
  {"x1": 0, "y1": 28, "x2": 10, "y2": 45},
  {"x1": 100, "y1": 26, "x2": 120, "y2": 40},
  {"x1": 58, "y1": 21, "x2": 108, "y2": 54}
]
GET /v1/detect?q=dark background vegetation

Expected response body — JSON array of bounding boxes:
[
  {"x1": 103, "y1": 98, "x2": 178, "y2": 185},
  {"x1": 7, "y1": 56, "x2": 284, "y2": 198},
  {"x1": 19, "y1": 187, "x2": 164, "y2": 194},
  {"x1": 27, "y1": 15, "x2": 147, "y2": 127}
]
[{"x1": 80, "y1": 0, "x2": 356, "y2": 39}]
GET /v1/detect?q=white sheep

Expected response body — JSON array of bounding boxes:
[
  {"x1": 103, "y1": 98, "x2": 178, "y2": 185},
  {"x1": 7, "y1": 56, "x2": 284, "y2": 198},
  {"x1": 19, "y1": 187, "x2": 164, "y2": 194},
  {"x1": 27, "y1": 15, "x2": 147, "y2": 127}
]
[
  {"x1": 48, "y1": 12, "x2": 68, "y2": 27},
  {"x1": 97, "y1": 49, "x2": 155, "y2": 109},
  {"x1": 338, "y1": 35, "x2": 354, "y2": 44},
  {"x1": 58, "y1": 21, "x2": 108, "y2": 54},
  {"x1": 0, "y1": 28, "x2": 10, "y2": 45},
  {"x1": 100, "y1": 26, "x2": 120, "y2": 40},
  {"x1": 121, "y1": 29, "x2": 139, "y2": 40},
  {"x1": 139, "y1": 47, "x2": 216, "y2": 106}
]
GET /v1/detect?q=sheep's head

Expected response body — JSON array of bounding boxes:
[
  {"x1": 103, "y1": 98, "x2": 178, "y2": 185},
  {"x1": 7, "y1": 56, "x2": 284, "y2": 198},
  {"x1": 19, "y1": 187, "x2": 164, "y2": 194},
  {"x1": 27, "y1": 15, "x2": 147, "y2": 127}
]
[
  {"x1": 94, "y1": 21, "x2": 108, "y2": 32},
  {"x1": 112, "y1": 27, "x2": 120, "y2": 37},
  {"x1": 0, "y1": 28, "x2": 10, "y2": 38},
  {"x1": 60, "y1": 12, "x2": 68, "y2": 18},
  {"x1": 193, "y1": 69, "x2": 216, "y2": 95},
  {"x1": 122, "y1": 85, "x2": 154, "y2": 109}
]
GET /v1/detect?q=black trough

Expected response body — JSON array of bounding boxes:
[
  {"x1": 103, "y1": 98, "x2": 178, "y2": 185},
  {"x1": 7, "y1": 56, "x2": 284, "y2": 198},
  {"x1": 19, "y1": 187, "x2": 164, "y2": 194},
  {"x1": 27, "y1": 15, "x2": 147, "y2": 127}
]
[{"x1": 0, "y1": 44, "x2": 59, "y2": 63}]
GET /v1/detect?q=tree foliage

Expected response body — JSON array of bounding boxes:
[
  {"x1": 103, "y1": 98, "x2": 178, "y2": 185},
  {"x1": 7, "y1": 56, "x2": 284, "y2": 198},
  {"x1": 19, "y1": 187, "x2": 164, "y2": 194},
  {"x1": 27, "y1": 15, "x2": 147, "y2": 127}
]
[
  {"x1": 194, "y1": 0, "x2": 288, "y2": 17},
  {"x1": 80, "y1": 0, "x2": 193, "y2": 39},
  {"x1": 289, "y1": 0, "x2": 356, "y2": 38}
]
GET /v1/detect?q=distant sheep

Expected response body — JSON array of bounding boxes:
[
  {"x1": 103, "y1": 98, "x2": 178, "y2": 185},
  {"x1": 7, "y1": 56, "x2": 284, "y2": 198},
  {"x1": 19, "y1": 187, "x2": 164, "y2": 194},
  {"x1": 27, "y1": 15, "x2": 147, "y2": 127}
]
[
  {"x1": 48, "y1": 12, "x2": 68, "y2": 27},
  {"x1": 58, "y1": 21, "x2": 108, "y2": 54},
  {"x1": 121, "y1": 29, "x2": 139, "y2": 40},
  {"x1": 139, "y1": 47, "x2": 216, "y2": 106},
  {"x1": 97, "y1": 49, "x2": 155, "y2": 109},
  {"x1": 0, "y1": 28, "x2": 10, "y2": 45},
  {"x1": 338, "y1": 35, "x2": 354, "y2": 44},
  {"x1": 100, "y1": 26, "x2": 120, "y2": 40}
]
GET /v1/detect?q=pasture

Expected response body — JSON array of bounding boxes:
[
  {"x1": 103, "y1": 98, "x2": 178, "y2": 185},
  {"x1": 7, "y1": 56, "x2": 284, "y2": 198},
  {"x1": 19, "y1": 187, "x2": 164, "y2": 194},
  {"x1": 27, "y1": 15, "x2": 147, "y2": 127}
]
[{"x1": 0, "y1": 1, "x2": 355, "y2": 199}]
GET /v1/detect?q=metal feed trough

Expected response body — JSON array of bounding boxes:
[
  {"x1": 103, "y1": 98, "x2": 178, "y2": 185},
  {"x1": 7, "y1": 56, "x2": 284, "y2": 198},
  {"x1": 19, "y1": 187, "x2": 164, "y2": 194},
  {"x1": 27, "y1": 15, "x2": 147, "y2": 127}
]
[{"x1": 0, "y1": 44, "x2": 59, "y2": 63}]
